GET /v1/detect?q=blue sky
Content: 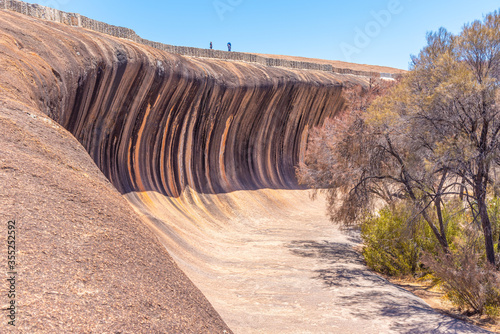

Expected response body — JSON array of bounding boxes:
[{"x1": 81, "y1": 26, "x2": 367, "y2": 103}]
[{"x1": 28, "y1": 0, "x2": 499, "y2": 70}]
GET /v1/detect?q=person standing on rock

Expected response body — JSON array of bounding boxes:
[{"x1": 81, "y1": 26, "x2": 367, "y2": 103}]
[
  {"x1": 227, "y1": 42, "x2": 231, "y2": 52},
  {"x1": 210, "y1": 41, "x2": 213, "y2": 49}
]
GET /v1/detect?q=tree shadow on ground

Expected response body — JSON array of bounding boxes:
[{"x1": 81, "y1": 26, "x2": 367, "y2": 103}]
[
  {"x1": 286, "y1": 240, "x2": 386, "y2": 288},
  {"x1": 343, "y1": 290, "x2": 486, "y2": 334},
  {"x1": 287, "y1": 240, "x2": 363, "y2": 264},
  {"x1": 286, "y1": 240, "x2": 493, "y2": 333}
]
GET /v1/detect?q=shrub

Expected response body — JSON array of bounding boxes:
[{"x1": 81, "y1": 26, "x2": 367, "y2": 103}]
[
  {"x1": 422, "y1": 242, "x2": 500, "y2": 315},
  {"x1": 361, "y1": 197, "x2": 500, "y2": 315},
  {"x1": 361, "y1": 200, "x2": 465, "y2": 277},
  {"x1": 361, "y1": 203, "x2": 436, "y2": 276}
]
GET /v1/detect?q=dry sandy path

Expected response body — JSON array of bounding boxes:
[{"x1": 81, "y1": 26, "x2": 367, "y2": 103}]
[{"x1": 127, "y1": 189, "x2": 493, "y2": 334}]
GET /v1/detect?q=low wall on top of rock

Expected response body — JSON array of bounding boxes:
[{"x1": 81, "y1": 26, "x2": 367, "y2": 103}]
[{"x1": 0, "y1": 0, "x2": 400, "y2": 79}]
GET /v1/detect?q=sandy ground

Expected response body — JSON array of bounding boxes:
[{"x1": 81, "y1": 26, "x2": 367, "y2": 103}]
[
  {"x1": 388, "y1": 278, "x2": 500, "y2": 333},
  {"x1": 127, "y1": 189, "x2": 493, "y2": 333}
]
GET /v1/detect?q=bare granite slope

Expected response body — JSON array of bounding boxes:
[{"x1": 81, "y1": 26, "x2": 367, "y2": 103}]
[
  {"x1": 0, "y1": 5, "x2": 492, "y2": 334},
  {"x1": 0, "y1": 9, "x2": 232, "y2": 334}
]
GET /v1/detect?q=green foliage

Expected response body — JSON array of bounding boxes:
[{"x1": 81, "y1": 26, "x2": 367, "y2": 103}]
[
  {"x1": 361, "y1": 203, "x2": 435, "y2": 276},
  {"x1": 361, "y1": 199, "x2": 472, "y2": 277},
  {"x1": 485, "y1": 304, "x2": 500, "y2": 318},
  {"x1": 361, "y1": 197, "x2": 500, "y2": 315},
  {"x1": 488, "y1": 196, "x2": 500, "y2": 249},
  {"x1": 429, "y1": 199, "x2": 464, "y2": 252}
]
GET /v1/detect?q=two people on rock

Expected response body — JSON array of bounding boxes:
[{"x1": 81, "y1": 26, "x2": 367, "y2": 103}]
[{"x1": 209, "y1": 42, "x2": 231, "y2": 51}]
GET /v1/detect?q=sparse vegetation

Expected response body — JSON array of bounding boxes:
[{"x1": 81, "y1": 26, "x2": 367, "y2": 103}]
[
  {"x1": 422, "y1": 234, "x2": 500, "y2": 316},
  {"x1": 361, "y1": 203, "x2": 430, "y2": 277},
  {"x1": 360, "y1": 201, "x2": 463, "y2": 277},
  {"x1": 297, "y1": 10, "x2": 500, "y2": 319}
]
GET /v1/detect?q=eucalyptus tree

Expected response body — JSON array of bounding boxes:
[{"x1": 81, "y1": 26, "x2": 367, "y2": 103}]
[{"x1": 298, "y1": 11, "x2": 500, "y2": 264}]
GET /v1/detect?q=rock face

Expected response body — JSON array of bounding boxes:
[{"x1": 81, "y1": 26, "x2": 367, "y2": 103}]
[
  {"x1": 3, "y1": 4, "x2": 488, "y2": 334},
  {"x1": 0, "y1": 5, "x2": 363, "y2": 198},
  {"x1": 0, "y1": 9, "x2": 234, "y2": 334},
  {"x1": 0, "y1": 5, "x2": 356, "y2": 332},
  {"x1": 0, "y1": 0, "x2": 403, "y2": 77},
  {"x1": 66, "y1": 51, "x2": 348, "y2": 196}
]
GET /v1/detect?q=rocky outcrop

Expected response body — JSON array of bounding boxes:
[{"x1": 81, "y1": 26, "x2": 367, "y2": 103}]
[
  {"x1": 0, "y1": 5, "x2": 364, "y2": 331},
  {"x1": 0, "y1": 3, "x2": 440, "y2": 333},
  {"x1": 0, "y1": 0, "x2": 402, "y2": 78},
  {"x1": 0, "y1": 5, "x2": 493, "y2": 334},
  {"x1": 0, "y1": 5, "x2": 358, "y2": 330},
  {"x1": 0, "y1": 6, "x2": 365, "y2": 199},
  {"x1": 68, "y1": 60, "x2": 348, "y2": 197},
  {"x1": 0, "y1": 9, "x2": 236, "y2": 334}
]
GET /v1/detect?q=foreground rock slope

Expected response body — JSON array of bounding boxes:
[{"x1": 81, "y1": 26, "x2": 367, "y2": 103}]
[
  {"x1": 0, "y1": 8, "x2": 234, "y2": 334},
  {"x1": 0, "y1": 3, "x2": 492, "y2": 333}
]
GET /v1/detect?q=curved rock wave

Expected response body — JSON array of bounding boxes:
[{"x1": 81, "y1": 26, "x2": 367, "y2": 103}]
[
  {"x1": 63, "y1": 53, "x2": 359, "y2": 203},
  {"x1": 0, "y1": 11, "x2": 355, "y2": 198},
  {"x1": 2, "y1": 8, "x2": 494, "y2": 334},
  {"x1": 0, "y1": 9, "x2": 358, "y2": 330},
  {"x1": 66, "y1": 55, "x2": 347, "y2": 196}
]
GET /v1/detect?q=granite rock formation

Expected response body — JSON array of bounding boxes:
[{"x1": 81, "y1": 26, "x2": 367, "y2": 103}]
[
  {"x1": 0, "y1": 0, "x2": 403, "y2": 78},
  {"x1": 0, "y1": 3, "x2": 368, "y2": 198},
  {"x1": 0, "y1": 8, "x2": 235, "y2": 334},
  {"x1": 0, "y1": 5, "x2": 352, "y2": 332},
  {"x1": 1, "y1": 4, "x2": 489, "y2": 334},
  {"x1": 0, "y1": 6, "x2": 358, "y2": 332}
]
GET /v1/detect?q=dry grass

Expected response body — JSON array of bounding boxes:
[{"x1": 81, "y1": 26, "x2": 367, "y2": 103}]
[{"x1": 388, "y1": 276, "x2": 500, "y2": 333}]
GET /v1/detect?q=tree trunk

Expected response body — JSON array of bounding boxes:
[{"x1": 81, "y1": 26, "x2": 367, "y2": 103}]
[
  {"x1": 459, "y1": 177, "x2": 466, "y2": 201},
  {"x1": 435, "y1": 196, "x2": 449, "y2": 249},
  {"x1": 421, "y1": 209, "x2": 449, "y2": 252},
  {"x1": 477, "y1": 192, "x2": 496, "y2": 265},
  {"x1": 435, "y1": 170, "x2": 449, "y2": 249},
  {"x1": 405, "y1": 185, "x2": 449, "y2": 252}
]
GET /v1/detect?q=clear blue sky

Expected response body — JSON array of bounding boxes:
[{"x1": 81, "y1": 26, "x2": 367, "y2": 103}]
[{"x1": 28, "y1": 0, "x2": 499, "y2": 70}]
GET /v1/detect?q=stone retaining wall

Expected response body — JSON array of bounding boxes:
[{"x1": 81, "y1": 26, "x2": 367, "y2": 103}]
[{"x1": 0, "y1": 0, "x2": 400, "y2": 78}]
